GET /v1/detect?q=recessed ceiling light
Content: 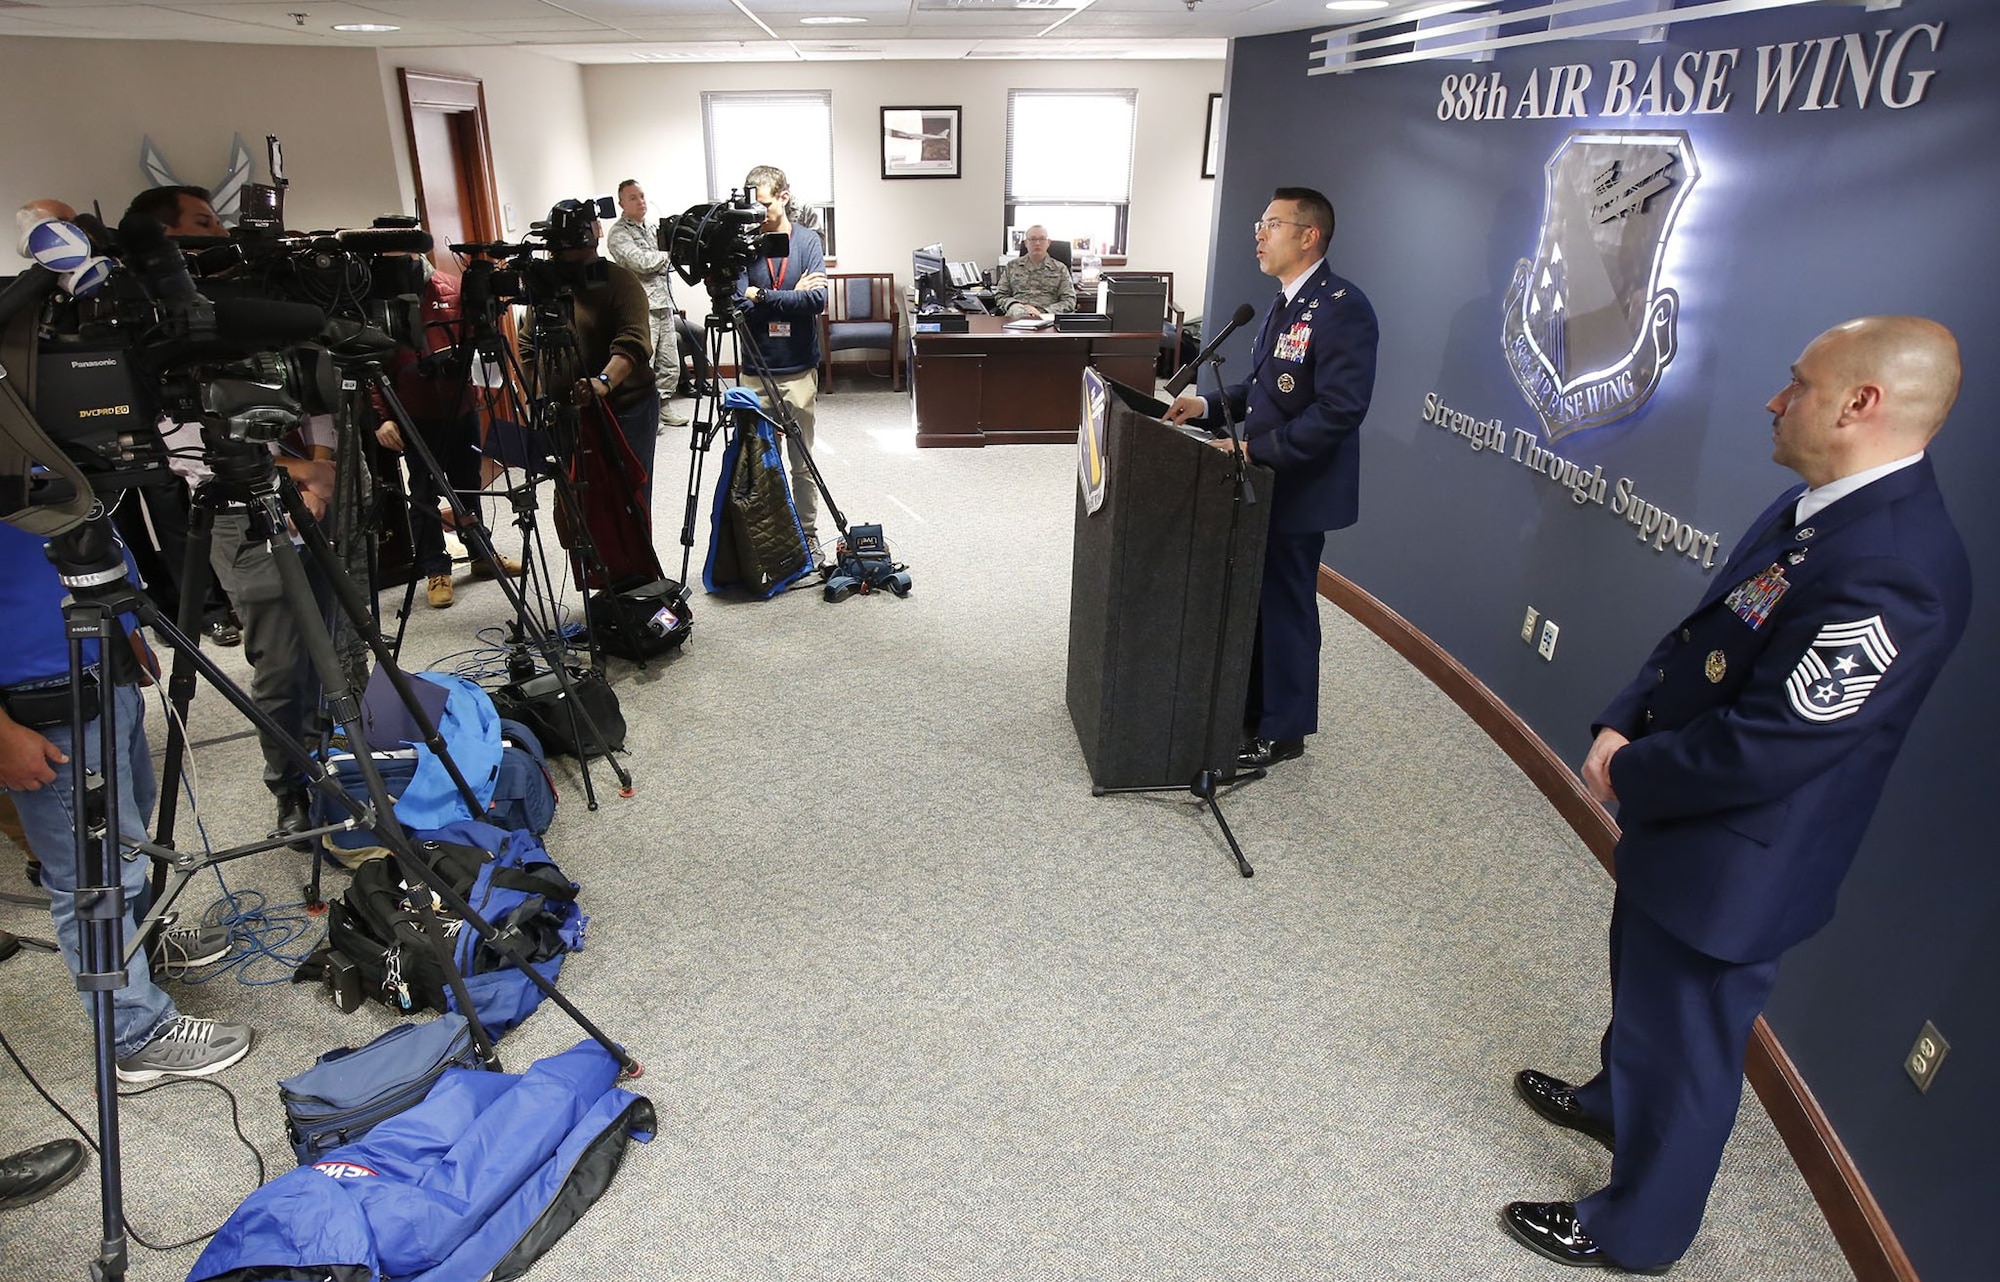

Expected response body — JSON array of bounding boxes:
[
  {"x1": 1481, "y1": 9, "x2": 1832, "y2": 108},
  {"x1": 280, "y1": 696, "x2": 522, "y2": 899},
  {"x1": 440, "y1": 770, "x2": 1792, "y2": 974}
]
[
  {"x1": 800, "y1": 15, "x2": 868, "y2": 24},
  {"x1": 333, "y1": 23, "x2": 401, "y2": 32},
  {"x1": 1324, "y1": 1, "x2": 1390, "y2": 11}
]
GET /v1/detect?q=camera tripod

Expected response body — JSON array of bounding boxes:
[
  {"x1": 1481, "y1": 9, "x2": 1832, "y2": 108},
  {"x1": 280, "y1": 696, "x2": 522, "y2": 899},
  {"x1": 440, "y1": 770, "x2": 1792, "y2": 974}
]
[
  {"x1": 674, "y1": 305, "x2": 849, "y2": 589},
  {"x1": 1093, "y1": 355, "x2": 1267, "y2": 878},
  {"x1": 45, "y1": 436, "x2": 639, "y2": 1282},
  {"x1": 362, "y1": 258, "x2": 636, "y2": 806}
]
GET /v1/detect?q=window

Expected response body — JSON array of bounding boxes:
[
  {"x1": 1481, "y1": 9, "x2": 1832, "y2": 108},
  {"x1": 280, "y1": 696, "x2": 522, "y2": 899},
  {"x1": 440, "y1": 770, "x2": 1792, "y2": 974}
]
[
  {"x1": 1004, "y1": 89, "x2": 1137, "y2": 257},
  {"x1": 701, "y1": 90, "x2": 836, "y2": 256}
]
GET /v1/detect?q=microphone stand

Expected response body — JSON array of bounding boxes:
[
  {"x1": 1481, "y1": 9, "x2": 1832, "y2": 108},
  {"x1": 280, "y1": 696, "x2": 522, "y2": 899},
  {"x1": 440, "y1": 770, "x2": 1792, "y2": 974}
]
[{"x1": 1094, "y1": 352, "x2": 1265, "y2": 877}]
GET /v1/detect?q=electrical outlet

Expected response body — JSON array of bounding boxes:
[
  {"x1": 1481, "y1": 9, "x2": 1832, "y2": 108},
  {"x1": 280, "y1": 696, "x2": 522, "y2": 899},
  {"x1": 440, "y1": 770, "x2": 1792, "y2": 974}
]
[
  {"x1": 1521, "y1": 606, "x2": 1540, "y2": 642},
  {"x1": 1905, "y1": 1020, "x2": 1948, "y2": 1092},
  {"x1": 1537, "y1": 618, "x2": 1560, "y2": 661}
]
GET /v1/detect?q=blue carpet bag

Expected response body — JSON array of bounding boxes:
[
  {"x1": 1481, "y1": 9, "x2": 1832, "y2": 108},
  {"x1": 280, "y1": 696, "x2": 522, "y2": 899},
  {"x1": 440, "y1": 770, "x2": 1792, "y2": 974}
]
[{"x1": 188, "y1": 1040, "x2": 655, "y2": 1282}]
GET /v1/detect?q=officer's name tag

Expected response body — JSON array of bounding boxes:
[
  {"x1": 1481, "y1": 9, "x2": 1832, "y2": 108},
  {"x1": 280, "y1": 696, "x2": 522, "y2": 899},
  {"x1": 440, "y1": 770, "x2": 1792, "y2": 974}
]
[
  {"x1": 769, "y1": 321, "x2": 792, "y2": 338},
  {"x1": 1275, "y1": 322, "x2": 1311, "y2": 364},
  {"x1": 1724, "y1": 563, "x2": 1789, "y2": 629}
]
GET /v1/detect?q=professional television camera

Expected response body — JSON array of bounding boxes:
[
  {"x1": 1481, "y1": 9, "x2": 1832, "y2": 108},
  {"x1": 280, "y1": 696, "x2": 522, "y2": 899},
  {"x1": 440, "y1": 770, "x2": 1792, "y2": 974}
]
[
  {"x1": 2, "y1": 204, "x2": 333, "y2": 526},
  {"x1": 658, "y1": 189, "x2": 786, "y2": 311}
]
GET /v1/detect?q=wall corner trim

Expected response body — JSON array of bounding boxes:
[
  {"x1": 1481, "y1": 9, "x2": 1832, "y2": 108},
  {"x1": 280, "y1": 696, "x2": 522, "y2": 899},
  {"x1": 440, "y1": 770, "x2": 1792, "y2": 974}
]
[{"x1": 1316, "y1": 563, "x2": 1917, "y2": 1282}]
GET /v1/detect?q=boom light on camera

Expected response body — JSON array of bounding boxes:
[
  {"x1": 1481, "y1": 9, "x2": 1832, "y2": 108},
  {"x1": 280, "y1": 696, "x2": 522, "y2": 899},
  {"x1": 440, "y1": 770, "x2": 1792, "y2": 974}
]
[
  {"x1": 1, "y1": 176, "x2": 641, "y2": 1282},
  {"x1": 657, "y1": 192, "x2": 910, "y2": 600}
]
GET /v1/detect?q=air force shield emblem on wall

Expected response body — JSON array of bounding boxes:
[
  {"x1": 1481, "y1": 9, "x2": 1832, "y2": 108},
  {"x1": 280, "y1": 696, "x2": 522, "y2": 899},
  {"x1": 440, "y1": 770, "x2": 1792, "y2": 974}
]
[{"x1": 1503, "y1": 130, "x2": 1699, "y2": 442}]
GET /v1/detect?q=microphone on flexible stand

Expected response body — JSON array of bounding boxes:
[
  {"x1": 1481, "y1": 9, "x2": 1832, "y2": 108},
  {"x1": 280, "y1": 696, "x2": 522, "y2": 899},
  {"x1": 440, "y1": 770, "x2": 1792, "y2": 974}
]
[{"x1": 1164, "y1": 301, "x2": 1256, "y2": 396}]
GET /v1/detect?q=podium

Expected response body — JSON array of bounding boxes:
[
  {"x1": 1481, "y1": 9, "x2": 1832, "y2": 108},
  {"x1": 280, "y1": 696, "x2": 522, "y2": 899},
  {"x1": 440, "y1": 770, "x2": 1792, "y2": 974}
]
[{"x1": 1066, "y1": 376, "x2": 1271, "y2": 789}]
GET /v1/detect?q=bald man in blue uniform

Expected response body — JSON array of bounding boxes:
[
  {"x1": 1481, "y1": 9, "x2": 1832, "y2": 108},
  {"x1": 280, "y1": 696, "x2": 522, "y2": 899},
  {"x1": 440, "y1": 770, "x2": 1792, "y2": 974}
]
[
  {"x1": 1502, "y1": 316, "x2": 1972, "y2": 1273},
  {"x1": 1166, "y1": 185, "x2": 1379, "y2": 770}
]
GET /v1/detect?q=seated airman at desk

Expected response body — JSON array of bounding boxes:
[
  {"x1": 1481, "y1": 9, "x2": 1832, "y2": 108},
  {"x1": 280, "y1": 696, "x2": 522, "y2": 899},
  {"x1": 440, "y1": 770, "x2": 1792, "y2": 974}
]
[{"x1": 995, "y1": 226, "x2": 1076, "y2": 320}]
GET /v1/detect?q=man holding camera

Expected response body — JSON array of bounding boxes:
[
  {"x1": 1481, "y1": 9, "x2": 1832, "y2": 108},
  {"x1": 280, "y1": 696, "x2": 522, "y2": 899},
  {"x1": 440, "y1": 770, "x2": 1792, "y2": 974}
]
[
  {"x1": 606, "y1": 180, "x2": 689, "y2": 434},
  {"x1": 132, "y1": 185, "x2": 337, "y2": 847},
  {"x1": 736, "y1": 165, "x2": 829, "y2": 554},
  {"x1": 549, "y1": 201, "x2": 657, "y2": 514}
]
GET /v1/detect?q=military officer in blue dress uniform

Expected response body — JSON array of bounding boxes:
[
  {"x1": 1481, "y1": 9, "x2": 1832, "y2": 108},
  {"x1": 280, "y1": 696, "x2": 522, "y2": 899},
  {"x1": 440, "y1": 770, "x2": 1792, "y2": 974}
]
[
  {"x1": 1166, "y1": 186, "x2": 1379, "y2": 769},
  {"x1": 1502, "y1": 316, "x2": 1972, "y2": 1273}
]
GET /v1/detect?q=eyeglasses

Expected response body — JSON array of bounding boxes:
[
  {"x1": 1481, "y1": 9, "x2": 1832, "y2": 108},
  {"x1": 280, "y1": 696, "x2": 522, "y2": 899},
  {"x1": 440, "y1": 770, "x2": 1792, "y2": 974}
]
[{"x1": 1253, "y1": 218, "x2": 1306, "y2": 235}]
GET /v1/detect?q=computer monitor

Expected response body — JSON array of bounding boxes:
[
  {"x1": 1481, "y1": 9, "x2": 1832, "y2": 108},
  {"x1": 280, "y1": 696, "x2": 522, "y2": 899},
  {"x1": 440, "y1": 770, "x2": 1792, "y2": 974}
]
[{"x1": 912, "y1": 246, "x2": 951, "y2": 310}]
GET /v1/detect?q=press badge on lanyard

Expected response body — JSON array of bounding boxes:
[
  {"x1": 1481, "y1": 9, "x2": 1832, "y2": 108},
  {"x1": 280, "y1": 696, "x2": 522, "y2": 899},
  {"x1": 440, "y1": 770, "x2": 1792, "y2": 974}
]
[{"x1": 765, "y1": 254, "x2": 791, "y2": 338}]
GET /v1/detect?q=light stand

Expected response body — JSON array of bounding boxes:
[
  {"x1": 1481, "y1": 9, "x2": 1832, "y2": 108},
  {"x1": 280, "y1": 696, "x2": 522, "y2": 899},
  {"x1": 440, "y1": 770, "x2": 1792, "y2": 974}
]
[{"x1": 1093, "y1": 354, "x2": 1265, "y2": 877}]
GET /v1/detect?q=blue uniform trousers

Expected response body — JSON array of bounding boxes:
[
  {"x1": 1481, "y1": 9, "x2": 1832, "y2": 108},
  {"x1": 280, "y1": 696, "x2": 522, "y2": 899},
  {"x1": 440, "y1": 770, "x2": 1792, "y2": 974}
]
[
  {"x1": 1247, "y1": 530, "x2": 1325, "y2": 742},
  {"x1": 1571, "y1": 891, "x2": 1781, "y2": 1269}
]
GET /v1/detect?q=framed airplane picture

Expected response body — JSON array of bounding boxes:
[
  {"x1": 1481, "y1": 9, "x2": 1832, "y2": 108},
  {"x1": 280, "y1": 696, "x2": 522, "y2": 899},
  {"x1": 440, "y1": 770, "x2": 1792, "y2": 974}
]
[{"x1": 882, "y1": 105, "x2": 962, "y2": 179}]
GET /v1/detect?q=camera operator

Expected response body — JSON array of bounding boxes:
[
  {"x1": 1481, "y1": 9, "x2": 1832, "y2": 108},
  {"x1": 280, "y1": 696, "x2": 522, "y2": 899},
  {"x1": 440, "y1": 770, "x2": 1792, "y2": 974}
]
[
  {"x1": 137, "y1": 185, "x2": 335, "y2": 848},
  {"x1": 98, "y1": 188, "x2": 240, "y2": 646},
  {"x1": 736, "y1": 165, "x2": 829, "y2": 555},
  {"x1": 546, "y1": 200, "x2": 658, "y2": 513},
  {"x1": 605, "y1": 180, "x2": 690, "y2": 434},
  {"x1": 0, "y1": 519, "x2": 255, "y2": 1083},
  {"x1": 370, "y1": 251, "x2": 517, "y2": 609}
]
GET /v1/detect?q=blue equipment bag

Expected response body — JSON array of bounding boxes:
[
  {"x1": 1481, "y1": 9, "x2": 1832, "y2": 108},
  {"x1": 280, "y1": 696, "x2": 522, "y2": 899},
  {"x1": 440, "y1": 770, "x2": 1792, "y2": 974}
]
[
  {"x1": 190, "y1": 1040, "x2": 654, "y2": 1282},
  {"x1": 279, "y1": 1014, "x2": 481, "y2": 1165},
  {"x1": 313, "y1": 718, "x2": 556, "y2": 857}
]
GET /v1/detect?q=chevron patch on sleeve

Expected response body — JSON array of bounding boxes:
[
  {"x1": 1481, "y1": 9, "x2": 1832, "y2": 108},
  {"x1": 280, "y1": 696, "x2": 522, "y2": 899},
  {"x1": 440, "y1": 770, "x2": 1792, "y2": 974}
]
[{"x1": 1786, "y1": 615, "x2": 1897, "y2": 722}]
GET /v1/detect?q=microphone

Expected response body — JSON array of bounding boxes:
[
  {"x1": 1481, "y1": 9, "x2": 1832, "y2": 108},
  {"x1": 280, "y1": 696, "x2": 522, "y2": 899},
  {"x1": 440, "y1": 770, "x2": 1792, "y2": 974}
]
[
  {"x1": 213, "y1": 296, "x2": 328, "y2": 344},
  {"x1": 1164, "y1": 301, "x2": 1256, "y2": 396},
  {"x1": 335, "y1": 226, "x2": 434, "y2": 254}
]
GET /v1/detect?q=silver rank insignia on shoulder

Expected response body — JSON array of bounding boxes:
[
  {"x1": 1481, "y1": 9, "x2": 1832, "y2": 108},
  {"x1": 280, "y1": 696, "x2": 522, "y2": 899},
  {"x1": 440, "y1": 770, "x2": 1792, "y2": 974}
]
[
  {"x1": 1705, "y1": 650, "x2": 1726, "y2": 683},
  {"x1": 1331, "y1": 288, "x2": 1346, "y2": 300},
  {"x1": 1277, "y1": 372, "x2": 1296, "y2": 393}
]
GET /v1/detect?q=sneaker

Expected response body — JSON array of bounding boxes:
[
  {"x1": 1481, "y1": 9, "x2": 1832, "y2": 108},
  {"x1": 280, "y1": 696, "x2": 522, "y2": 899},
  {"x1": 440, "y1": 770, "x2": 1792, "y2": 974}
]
[
  {"x1": 115, "y1": 1015, "x2": 253, "y2": 1083},
  {"x1": 470, "y1": 553, "x2": 523, "y2": 579},
  {"x1": 426, "y1": 573, "x2": 455, "y2": 609},
  {"x1": 157, "y1": 920, "x2": 231, "y2": 970}
]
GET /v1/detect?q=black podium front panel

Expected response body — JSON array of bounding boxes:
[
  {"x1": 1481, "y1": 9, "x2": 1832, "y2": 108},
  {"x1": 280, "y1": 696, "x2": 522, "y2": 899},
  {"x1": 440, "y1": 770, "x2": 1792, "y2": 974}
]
[{"x1": 1066, "y1": 378, "x2": 1271, "y2": 789}]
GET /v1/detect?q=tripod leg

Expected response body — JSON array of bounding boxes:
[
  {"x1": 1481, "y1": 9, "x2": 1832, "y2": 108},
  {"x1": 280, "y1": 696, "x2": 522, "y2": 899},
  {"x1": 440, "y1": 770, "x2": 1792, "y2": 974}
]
[{"x1": 260, "y1": 488, "x2": 637, "y2": 1072}]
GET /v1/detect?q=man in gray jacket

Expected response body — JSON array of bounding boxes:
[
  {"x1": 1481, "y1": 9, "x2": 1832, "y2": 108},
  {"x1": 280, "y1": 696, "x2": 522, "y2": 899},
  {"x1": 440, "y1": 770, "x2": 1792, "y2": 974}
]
[{"x1": 606, "y1": 179, "x2": 689, "y2": 431}]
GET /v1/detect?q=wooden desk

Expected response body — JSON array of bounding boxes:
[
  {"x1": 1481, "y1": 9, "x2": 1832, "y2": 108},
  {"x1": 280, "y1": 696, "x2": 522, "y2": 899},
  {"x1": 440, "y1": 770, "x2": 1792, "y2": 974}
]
[{"x1": 911, "y1": 316, "x2": 1160, "y2": 448}]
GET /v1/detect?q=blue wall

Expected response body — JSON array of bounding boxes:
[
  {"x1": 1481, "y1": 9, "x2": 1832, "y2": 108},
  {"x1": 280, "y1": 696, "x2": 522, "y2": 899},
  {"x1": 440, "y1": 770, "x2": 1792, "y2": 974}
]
[{"x1": 1214, "y1": 2, "x2": 1997, "y2": 1276}]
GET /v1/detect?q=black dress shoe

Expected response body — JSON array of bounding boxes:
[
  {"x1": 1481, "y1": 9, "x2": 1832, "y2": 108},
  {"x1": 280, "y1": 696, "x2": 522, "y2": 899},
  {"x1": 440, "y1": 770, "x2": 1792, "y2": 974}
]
[
  {"x1": 1236, "y1": 737, "x2": 1305, "y2": 769},
  {"x1": 274, "y1": 791, "x2": 313, "y2": 854},
  {"x1": 205, "y1": 618, "x2": 242, "y2": 647},
  {"x1": 0, "y1": 1138, "x2": 87, "y2": 1211},
  {"x1": 1516, "y1": 1069, "x2": 1615, "y2": 1150},
  {"x1": 1501, "y1": 1201, "x2": 1671, "y2": 1274}
]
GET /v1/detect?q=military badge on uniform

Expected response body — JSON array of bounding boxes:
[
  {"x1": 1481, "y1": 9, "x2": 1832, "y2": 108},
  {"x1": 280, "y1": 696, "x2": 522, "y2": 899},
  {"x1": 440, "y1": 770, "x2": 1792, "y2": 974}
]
[
  {"x1": 1704, "y1": 651, "x2": 1726, "y2": 683},
  {"x1": 1274, "y1": 322, "x2": 1311, "y2": 364},
  {"x1": 1723, "y1": 563, "x2": 1789, "y2": 629},
  {"x1": 1276, "y1": 372, "x2": 1295, "y2": 393},
  {"x1": 1786, "y1": 550, "x2": 1807, "y2": 566},
  {"x1": 1785, "y1": 615, "x2": 1897, "y2": 723},
  {"x1": 1796, "y1": 526, "x2": 1815, "y2": 541}
]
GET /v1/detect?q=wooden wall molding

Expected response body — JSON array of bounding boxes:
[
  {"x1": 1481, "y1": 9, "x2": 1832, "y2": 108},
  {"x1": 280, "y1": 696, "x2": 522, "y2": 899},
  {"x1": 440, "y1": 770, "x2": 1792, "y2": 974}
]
[{"x1": 1316, "y1": 563, "x2": 1916, "y2": 1282}]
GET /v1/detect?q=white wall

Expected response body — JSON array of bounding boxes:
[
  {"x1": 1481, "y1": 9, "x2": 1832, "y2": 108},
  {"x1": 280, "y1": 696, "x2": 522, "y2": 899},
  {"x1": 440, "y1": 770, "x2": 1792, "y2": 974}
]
[
  {"x1": 374, "y1": 46, "x2": 596, "y2": 240},
  {"x1": 0, "y1": 37, "x2": 404, "y2": 269},
  {"x1": 580, "y1": 59, "x2": 1223, "y2": 321}
]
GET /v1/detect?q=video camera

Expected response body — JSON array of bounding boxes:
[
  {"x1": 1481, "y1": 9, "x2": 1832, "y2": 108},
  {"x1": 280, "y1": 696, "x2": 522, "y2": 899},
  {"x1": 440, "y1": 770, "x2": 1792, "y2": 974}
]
[{"x1": 658, "y1": 190, "x2": 788, "y2": 310}]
